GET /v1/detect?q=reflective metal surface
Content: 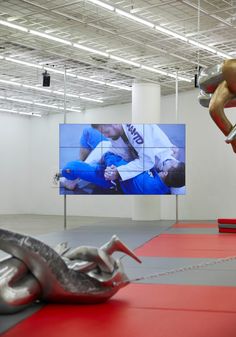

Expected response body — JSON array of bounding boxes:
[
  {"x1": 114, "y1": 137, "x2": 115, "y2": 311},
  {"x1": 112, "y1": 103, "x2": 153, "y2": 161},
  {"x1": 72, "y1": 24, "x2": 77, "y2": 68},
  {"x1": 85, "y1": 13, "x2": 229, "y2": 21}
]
[
  {"x1": 199, "y1": 63, "x2": 223, "y2": 94},
  {"x1": 199, "y1": 60, "x2": 236, "y2": 108},
  {"x1": 0, "y1": 229, "x2": 141, "y2": 314},
  {"x1": 198, "y1": 59, "x2": 236, "y2": 151},
  {"x1": 198, "y1": 90, "x2": 236, "y2": 108}
]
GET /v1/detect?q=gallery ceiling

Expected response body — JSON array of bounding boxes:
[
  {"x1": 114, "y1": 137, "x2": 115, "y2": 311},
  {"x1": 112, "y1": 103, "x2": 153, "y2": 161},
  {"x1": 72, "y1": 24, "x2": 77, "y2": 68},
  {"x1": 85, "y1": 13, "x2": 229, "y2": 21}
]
[{"x1": 0, "y1": 0, "x2": 235, "y2": 117}]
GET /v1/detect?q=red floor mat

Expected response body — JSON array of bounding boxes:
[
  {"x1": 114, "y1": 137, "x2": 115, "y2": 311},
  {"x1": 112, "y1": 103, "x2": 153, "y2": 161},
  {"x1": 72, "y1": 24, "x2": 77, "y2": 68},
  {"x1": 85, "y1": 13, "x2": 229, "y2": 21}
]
[
  {"x1": 3, "y1": 284, "x2": 236, "y2": 337},
  {"x1": 135, "y1": 233, "x2": 236, "y2": 258}
]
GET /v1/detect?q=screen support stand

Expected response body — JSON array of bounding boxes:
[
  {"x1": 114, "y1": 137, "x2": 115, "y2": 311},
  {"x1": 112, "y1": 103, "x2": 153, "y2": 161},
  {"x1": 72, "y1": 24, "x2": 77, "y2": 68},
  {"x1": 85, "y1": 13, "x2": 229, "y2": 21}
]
[
  {"x1": 63, "y1": 66, "x2": 67, "y2": 230},
  {"x1": 175, "y1": 70, "x2": 179, "y2": 224},
  {"x1": 64, "y1": 195, "x2": 67, "y2": 230},
  {"x1": 175, "y1": 195, "x2": 179, "y2": 223}
]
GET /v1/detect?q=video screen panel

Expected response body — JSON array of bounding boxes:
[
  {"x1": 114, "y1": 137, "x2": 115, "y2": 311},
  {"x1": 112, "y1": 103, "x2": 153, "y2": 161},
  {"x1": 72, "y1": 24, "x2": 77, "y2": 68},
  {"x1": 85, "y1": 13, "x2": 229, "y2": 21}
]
[{"x1": 59, "y1": 123, "x2": 186, "y2": 195}]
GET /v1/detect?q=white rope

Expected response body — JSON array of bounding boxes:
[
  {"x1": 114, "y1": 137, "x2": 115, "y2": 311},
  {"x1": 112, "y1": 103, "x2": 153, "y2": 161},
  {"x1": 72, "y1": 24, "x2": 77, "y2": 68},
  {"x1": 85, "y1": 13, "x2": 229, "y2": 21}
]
[
  {"x1": 197, "y1": 0, "x2": 200, "y2": 74},
  {"x1": 114, "y1": 254, "x2": 236, "y2": 286}
]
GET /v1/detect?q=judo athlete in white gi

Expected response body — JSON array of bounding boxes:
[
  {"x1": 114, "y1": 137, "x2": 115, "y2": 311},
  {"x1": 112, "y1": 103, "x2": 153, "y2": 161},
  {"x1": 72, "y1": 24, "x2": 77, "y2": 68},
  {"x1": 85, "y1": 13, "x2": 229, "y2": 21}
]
[{"x1": 92, "y1": 124, "x2": 185, "y2": 188}]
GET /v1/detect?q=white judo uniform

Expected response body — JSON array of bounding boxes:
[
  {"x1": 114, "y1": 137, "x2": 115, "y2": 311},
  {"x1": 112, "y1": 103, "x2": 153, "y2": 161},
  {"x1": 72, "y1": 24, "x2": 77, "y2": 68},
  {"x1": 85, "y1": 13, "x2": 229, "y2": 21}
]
[{"x1": 108, "y1": 124, "x2": 176, "y2": 181}]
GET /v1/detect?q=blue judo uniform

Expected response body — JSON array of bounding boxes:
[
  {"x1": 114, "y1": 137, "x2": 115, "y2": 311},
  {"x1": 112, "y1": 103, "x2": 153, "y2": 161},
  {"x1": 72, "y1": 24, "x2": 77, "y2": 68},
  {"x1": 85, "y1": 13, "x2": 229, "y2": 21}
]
[
  {"x1": 62, "y1": 152, "x2": 170, "y2": 195},
  {"x1": 80, "y1": 127, "x2": 107, "y2": 150}
]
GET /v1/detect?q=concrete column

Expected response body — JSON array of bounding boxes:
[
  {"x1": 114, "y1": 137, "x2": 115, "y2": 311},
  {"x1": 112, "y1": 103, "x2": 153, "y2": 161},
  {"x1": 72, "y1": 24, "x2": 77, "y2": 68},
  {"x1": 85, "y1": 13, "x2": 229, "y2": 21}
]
[{"x1": 132, "y1": 81, "x2": 161, "y2": 220}]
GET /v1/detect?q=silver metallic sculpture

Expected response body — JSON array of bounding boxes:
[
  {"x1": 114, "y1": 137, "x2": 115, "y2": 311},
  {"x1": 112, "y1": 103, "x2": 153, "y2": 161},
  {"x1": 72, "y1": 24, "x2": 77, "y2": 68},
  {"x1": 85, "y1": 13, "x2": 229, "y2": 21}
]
[
  {"x1": 198, "y1": 59, "x2": 236, "y2": 152},
  {"x1": 0, "y1": 228, "x2": 141, "y2": 314}
]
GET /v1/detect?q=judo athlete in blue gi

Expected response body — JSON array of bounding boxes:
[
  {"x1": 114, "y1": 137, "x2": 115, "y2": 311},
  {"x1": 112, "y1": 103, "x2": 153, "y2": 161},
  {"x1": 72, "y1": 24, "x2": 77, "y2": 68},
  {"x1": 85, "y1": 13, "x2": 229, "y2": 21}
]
[
  {"x1": 62, "y1": 151, "x2": 171, "y2": 195},
  {"x1": 79, "y1": 127, "x2": 108, "y2": 161},
  {"x1": 60, "y1": 127, "x2": 108, "y2": 191}
]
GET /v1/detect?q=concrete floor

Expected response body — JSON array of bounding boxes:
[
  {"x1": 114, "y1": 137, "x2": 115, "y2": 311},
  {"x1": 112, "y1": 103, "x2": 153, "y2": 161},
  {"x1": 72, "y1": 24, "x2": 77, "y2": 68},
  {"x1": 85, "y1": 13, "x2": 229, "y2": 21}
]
[{"x1": 0, "y1": 214, "x2": 174, "y2": 235}]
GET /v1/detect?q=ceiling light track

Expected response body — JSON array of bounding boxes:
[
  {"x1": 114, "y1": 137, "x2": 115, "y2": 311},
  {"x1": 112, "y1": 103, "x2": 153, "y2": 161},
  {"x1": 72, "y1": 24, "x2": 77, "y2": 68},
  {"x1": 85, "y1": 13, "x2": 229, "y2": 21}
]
[
  {"x1": 0, "y1": 19, "x2": 191, "y2": 82},
  {"x1": 0, "y1": 77, "x2": 103, "y2": 103},
  {"x1": 2, "y1": 57, "x2": 131, "y2": 92},
  {"x1": 85, "y1": 0, "x2": 231, "y2": 60},
  {"x1": 0, "y1": 107, "x2": 41, "y2": 117},
  {"x1": 0, "y1": 95, "x2": 81, "y2": 113}
]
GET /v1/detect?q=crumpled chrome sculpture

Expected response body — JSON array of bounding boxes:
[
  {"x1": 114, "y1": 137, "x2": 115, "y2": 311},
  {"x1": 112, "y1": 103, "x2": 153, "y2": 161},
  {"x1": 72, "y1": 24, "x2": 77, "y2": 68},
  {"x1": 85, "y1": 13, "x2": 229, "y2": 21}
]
[
  {"x1": 0, "y1": 228, "x2": 141, "y2": 314},
  {"x1": 198, "y1": 59, "x2": 236, "y2": 153}
]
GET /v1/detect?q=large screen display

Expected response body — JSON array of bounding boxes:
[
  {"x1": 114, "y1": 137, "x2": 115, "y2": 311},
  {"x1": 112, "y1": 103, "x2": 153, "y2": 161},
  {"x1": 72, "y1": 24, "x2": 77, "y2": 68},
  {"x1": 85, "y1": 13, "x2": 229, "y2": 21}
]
[{"x1": 59, "y1": 124, "x2": 186, "y2": 195}]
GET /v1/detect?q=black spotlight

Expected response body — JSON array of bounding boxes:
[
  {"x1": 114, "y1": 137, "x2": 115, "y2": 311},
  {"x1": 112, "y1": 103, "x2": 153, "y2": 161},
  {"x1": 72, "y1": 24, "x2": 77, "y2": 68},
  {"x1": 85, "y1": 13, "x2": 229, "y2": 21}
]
[
  {"x1": 42, "y1": 70, "x2": 50, "y2": 87},
  {"x1": 194, "y1": 66, "x2": 203, "y2": 88},
  {"x1": 194, "y1": 73, "x2": 199, "y2": 88}
]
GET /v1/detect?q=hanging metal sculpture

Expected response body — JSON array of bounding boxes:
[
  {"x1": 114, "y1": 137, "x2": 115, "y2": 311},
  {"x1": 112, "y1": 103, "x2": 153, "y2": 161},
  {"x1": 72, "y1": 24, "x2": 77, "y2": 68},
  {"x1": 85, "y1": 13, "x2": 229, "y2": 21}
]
[
  {"x1": 198, "y1": 59, "x2": 236, "y2": 153},
  {"x1": 0, "y1": 228, "x2": 141, "y2": 314}
]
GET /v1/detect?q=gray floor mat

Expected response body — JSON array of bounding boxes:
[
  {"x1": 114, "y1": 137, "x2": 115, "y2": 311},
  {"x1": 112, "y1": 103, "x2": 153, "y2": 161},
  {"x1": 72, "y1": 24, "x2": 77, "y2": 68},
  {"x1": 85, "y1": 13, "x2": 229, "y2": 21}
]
[
  {"x1": 0, "y1": 304, "x2": 44, "y2": 335},
  {"x1": 123, "y1": 256, "x2": 236, "y2": 286},
  {"x1": 166, "y1": 228, "x2": 218, "y2": 234}
]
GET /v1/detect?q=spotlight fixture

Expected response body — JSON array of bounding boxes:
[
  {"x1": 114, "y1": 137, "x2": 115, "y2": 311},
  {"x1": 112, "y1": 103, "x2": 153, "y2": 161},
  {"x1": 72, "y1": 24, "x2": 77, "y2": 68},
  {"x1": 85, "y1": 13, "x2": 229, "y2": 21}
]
[
  {"x1": 194, "y1": 66, "x2": 202, "y2": 88},
  {"x1": 194, "y1": 73, "x2": 199, "y2": 88},
  {"x1": 42, "y1": 70, "x2": 50, "y2": 87}
]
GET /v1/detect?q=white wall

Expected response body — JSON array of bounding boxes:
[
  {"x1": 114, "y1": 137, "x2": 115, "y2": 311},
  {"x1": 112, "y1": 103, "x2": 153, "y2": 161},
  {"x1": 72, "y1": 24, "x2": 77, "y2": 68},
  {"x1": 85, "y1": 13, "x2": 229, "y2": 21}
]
[
  {"x1": 0, "y1": 113, "x2": 31, "y2": 214},
  {"x1": 29, "y1": 104, "x2": 133, "y2": 217},
  {"x1": 161, "y1": 89, "x2": 236, "y2": 219},
  {"x1": 1, "y1": 90, "x2": 236, "y2": 219}
]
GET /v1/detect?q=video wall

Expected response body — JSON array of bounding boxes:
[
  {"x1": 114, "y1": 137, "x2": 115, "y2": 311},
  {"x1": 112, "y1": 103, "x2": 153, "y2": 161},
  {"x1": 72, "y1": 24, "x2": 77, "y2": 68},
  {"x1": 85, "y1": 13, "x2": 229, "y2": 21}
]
[{"x1": 59, "y1": 124, "x2": 186, "y2": 195}]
